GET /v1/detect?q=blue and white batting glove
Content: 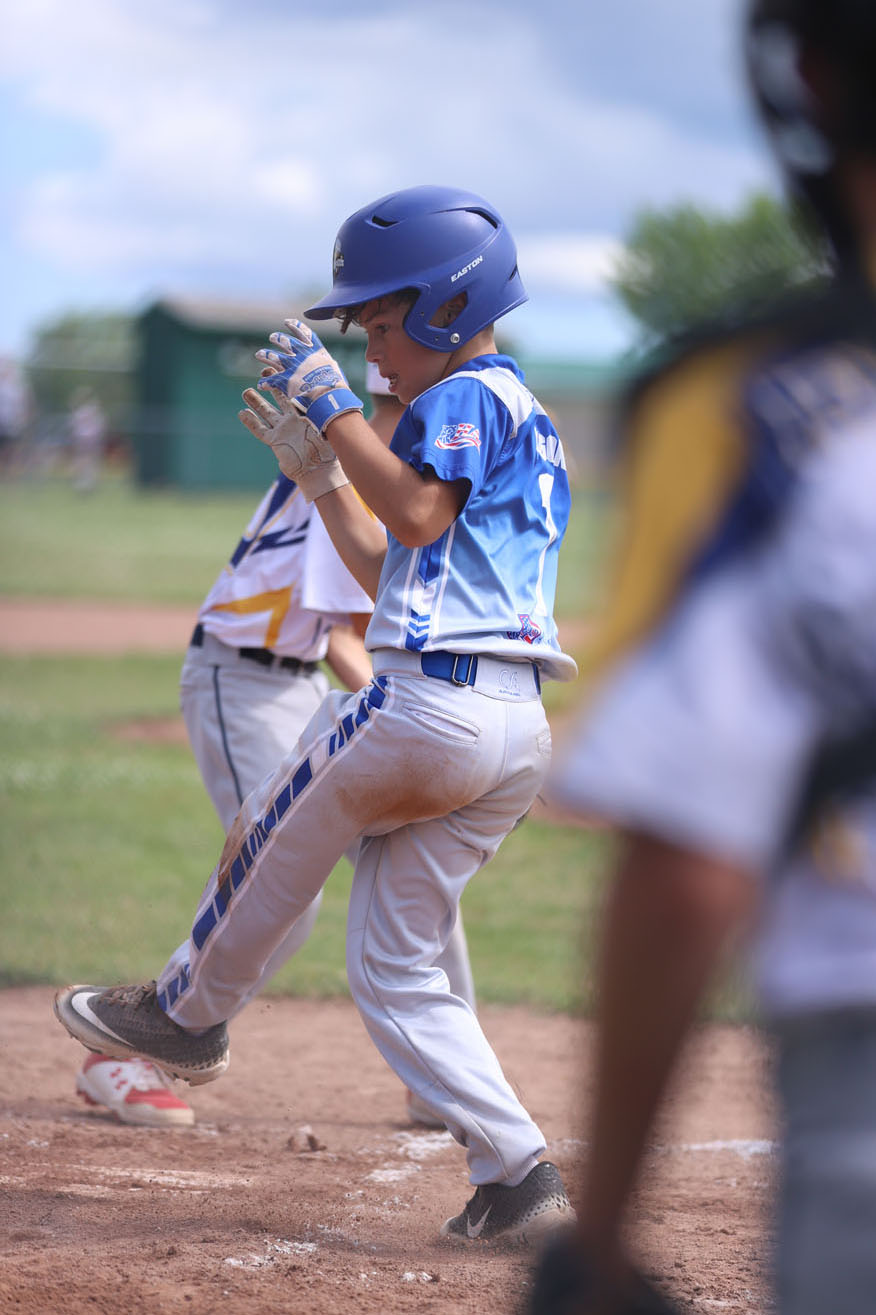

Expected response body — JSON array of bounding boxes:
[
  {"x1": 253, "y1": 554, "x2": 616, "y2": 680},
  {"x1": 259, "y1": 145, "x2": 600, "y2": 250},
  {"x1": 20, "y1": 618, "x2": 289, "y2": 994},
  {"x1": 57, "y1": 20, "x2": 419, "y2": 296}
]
[{"x1": 256, "y1": 319, "x2": 364, "y2": 436}]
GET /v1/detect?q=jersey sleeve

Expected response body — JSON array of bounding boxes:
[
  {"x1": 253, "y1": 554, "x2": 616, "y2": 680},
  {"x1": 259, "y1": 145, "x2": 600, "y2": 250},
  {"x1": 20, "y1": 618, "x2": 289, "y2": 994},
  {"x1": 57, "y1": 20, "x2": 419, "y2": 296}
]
[
  {"x1": 300, "y1": 512, "x2": 375, "y2": 618},
  {"x1": 395, "y1": 376, "x2": 512, "y2": 499}
]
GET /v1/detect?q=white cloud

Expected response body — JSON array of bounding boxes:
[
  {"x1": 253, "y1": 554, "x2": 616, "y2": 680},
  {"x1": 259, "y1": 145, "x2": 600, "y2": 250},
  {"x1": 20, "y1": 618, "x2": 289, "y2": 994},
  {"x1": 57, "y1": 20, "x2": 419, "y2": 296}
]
[
  {"x1": 247, "y1": 161, "x2": 325, "y2": 214},
  {"x1": 1, "y1": 0, "x2": 775, "y2": 356},
  {"x1": 517, "y1": 234, "x2": 624, "y2": 295}
]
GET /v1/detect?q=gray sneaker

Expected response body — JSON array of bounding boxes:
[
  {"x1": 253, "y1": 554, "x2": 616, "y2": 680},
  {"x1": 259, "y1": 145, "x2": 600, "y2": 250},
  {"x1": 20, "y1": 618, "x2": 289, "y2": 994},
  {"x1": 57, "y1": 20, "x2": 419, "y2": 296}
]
[
  {"x1": 54, "y1": 982, "x2": 229, "y2": 1086},
  {"x1": 440, "y1": 1161, "x2": 575, "y2": 1244}
]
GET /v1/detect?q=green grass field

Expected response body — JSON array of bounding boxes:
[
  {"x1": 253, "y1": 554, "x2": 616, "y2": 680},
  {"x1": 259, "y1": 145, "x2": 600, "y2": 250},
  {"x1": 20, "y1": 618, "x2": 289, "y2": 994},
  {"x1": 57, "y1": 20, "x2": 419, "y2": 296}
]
[
  {"x1": 0, "y1": 472, "x2": 616, "y2": 617},
  {"x1": 0, "y1": 651, "x2": 612, "y2": 1010},
  {"x1": 0, "y1": 475, "x2": 750, "y2": 1017},
  {"x1": 0, "y1": 475, "x2": 258, "y2": 604}
]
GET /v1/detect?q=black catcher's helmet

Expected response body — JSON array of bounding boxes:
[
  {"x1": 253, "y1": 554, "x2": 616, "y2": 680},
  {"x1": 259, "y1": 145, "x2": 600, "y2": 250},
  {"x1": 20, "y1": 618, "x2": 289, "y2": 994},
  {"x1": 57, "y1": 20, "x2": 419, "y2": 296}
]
[{"x1": 746, "y1": 0, "x2": 876, "y2": 263}]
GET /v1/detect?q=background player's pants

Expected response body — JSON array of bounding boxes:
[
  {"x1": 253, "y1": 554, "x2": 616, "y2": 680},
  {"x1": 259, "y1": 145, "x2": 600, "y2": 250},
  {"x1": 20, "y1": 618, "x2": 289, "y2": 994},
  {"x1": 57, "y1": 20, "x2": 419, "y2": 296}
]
[
  {"x1": 160, "y1": 652, "x2": 551, "y2": 1184},
  {"x1": 774, "y1": 1008, "x2": 876, "y2": 1315},
  {"x1": 177, "y1": 635, "x2": 476, "y2": 1010}
]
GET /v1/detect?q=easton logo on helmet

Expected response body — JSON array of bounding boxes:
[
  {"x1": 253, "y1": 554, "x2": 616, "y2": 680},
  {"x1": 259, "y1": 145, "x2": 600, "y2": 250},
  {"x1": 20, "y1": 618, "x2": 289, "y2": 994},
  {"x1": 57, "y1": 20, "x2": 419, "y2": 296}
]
[
  {"x1": 451, "y1": 254, "x2": 484, "y2": 284},
  {"x1": 332, "y1": 240, "x2": 345, "y2": 276}
]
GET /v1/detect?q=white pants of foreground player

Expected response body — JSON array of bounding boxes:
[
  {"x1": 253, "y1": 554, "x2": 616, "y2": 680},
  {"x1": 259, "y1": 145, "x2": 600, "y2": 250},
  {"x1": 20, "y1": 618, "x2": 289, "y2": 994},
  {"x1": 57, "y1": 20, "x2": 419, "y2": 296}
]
[
  {"x1": 162, "y1": 649, "x2": 552, "y2": 1185},
  {"x1": 178, "y1": 635, "x2": 476, "y2": 1009}
]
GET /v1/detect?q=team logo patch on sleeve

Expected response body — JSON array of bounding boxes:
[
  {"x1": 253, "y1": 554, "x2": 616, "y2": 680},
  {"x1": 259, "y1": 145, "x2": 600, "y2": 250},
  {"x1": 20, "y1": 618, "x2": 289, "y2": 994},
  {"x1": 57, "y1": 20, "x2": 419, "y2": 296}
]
[{"x1": 435, "y1": 422, "x2": 481, "y2": 450}]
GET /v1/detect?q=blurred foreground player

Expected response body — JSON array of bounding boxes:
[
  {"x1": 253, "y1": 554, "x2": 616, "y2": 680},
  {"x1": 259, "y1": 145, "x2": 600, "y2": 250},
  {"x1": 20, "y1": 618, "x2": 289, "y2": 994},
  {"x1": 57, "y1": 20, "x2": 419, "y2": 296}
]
[{"x1": 529, "y1": 2, "x2": 876, "y2": 1311}]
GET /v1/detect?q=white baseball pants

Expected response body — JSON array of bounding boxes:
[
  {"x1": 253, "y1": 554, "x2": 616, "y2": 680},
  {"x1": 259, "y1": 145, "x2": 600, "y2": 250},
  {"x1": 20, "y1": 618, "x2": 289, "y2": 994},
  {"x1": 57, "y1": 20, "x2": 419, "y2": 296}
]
[
  {"x1": 160, "y1": 648, "x2": 551, "y2": 1184},
  {"x1": 176, "y1": 635, "x2": 475, "y2": 1009}
]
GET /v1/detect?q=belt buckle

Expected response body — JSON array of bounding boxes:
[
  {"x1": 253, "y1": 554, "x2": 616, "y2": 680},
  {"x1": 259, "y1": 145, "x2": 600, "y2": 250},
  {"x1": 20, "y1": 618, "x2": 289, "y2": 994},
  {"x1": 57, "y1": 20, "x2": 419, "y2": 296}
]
[{"x1": 450, "y1": 654, "x2": 476, "y2": 687}]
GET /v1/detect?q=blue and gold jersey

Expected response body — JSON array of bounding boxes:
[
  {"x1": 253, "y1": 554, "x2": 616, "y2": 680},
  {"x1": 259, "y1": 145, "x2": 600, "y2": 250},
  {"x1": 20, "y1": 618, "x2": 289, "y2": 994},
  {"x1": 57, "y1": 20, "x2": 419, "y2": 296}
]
[
  {"x1": 198, "y1": 475, "x2": 373, "y2": 658},
  {"x1": 583, "y1": 282, "x2": 876, "y2": 686},
  {"x1": 551, "y1": 281, "x2": 876, "y2": 1017}
]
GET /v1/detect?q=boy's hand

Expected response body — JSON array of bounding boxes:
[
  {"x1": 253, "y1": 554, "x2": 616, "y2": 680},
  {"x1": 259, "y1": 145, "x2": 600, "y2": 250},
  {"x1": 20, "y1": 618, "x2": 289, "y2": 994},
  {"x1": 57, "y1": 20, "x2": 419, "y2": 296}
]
[
  {"x1": 238, "y1": 385, "x2": 350, "y2": 502},
  {"x1": 256, "y1": 319, "x2": 364, "y2": 436}
]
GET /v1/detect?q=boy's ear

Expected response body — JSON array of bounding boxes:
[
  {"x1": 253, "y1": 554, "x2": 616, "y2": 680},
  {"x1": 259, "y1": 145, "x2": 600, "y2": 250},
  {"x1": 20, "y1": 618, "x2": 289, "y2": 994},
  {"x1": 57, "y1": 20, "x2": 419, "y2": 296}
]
[{"x1": 434, "y1": 293, "x2": 468, "y2": 328}]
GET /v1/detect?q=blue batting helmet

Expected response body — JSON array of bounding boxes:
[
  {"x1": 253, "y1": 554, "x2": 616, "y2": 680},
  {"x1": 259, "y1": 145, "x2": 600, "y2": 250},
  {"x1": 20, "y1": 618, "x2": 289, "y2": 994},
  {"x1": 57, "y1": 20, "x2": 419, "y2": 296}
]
[{"x1": 305, "y1": 185, "x2": 528, "y2": 351}]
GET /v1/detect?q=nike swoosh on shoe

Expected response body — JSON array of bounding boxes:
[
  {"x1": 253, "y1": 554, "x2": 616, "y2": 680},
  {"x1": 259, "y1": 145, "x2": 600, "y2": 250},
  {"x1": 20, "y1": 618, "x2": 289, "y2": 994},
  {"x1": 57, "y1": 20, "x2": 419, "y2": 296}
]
[{"x1": 466, "y1": 1206, "x2": 492, "y2": 1239}]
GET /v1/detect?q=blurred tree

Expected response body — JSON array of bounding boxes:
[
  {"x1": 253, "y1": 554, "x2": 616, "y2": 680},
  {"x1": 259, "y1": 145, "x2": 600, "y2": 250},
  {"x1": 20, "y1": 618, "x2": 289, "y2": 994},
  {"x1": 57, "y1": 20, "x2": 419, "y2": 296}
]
[
  {"x1": 26, "y1": 312, "x2": 137, "y2": 451},
  {"x1": 612, "y1": 193, "x2": 829, "y2": 347}
]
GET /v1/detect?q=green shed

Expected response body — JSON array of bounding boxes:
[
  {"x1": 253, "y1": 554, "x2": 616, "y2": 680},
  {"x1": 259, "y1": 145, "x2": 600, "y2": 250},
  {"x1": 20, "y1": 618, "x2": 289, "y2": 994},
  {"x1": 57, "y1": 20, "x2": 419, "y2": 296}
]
[{"x1": 135, "y1": 298, "x2": 367, "y2": 491}]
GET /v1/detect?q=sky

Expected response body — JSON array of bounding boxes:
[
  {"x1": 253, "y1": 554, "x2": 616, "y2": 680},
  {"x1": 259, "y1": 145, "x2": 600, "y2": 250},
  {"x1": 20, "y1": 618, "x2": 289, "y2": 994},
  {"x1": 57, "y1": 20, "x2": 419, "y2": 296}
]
[{"x1": 0, "y1": 0, "x2": 779, "y2": 364}]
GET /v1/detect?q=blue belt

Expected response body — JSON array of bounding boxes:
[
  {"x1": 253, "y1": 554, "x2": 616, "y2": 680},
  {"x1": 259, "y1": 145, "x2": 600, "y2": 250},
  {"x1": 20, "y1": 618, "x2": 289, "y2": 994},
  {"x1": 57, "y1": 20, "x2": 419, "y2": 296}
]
[
  {"x1": 419, "y1": 650, "x2": 540, "y2": 693},
  {"x1": 420, "y1": 650, "x2": 480, "y2": 687}
]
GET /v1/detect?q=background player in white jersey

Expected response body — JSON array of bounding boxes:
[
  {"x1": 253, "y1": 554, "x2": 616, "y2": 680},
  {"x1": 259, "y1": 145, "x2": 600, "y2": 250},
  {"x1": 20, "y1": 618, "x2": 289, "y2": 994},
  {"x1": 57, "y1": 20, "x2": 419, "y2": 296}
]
[
  {"x1": 527, "y1": 2, "x2": 876, "y2": 1311},
  {"x1": 56, "y1": 186, "x2": 579, "y2": 1243},
  {"x1": 74, "y1": 366, "x2": 475, "y2": 1129}
]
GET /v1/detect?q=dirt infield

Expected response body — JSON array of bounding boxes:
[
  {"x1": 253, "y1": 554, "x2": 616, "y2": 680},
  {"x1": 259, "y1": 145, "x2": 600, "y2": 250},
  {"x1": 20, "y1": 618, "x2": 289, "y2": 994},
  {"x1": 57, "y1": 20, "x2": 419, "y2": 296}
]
[
  {"x1": 0, "y1": 597, "x2": 194, "y2": 655},
  {"x1": 1, "y1": 990, "x2": 775, "y2": 1315},
  {"x1": 0, "y1": 600, "x2": 777, "y2": 1313}
]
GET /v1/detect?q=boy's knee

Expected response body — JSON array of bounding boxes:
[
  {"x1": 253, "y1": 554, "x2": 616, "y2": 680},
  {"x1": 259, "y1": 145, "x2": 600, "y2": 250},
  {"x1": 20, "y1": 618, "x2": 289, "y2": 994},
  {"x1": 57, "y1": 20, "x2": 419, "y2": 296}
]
[
  {"x1": 347, "y1": 924, "x2": 427, "y2": 1007},
  {"x1": 346, "y1": 927, "x2": 382, "y2": 1003},
  {"x1": 347, "y1": 924, "x2": 388, "y2": 986}
]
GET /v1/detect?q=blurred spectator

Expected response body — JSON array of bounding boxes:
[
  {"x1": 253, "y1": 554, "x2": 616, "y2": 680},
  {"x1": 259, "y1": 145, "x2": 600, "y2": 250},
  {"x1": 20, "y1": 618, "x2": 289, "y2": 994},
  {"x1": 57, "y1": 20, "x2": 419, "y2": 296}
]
[
  {"x1": 68, "y1": 387, "x2": 107, "y2": 492},
  {"x1": 0, "y1": 357, "x2": 33, "y2": 476}
]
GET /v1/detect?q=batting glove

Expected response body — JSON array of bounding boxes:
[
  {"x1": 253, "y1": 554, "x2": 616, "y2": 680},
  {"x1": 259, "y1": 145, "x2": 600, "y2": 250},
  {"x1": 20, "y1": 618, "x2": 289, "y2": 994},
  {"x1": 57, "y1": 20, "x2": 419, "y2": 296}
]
[
  {"x1": 256, "y1": 319, "x2": 364, "y2": 436},
  {"x1": 238, "y1": 384, "x2": 350, "y2": 502}
]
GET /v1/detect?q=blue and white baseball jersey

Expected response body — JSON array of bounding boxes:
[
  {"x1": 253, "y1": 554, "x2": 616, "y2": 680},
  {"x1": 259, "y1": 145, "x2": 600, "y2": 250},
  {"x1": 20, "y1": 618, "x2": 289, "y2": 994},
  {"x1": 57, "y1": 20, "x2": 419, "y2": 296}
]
[{"x1": 364, "y1": 355, "x2": 577, "y2": 682}]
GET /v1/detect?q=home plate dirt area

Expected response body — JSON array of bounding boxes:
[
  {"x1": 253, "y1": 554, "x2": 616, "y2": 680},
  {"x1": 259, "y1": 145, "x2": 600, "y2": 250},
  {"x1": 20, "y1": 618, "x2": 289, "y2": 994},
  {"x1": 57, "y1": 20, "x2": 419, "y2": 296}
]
[
  {"x1": 0, "y1": 604, "x2": 776, "y2": 1313},
  {"x1": 1, "y1": 988, "x2": 775, "y2": 1315}
]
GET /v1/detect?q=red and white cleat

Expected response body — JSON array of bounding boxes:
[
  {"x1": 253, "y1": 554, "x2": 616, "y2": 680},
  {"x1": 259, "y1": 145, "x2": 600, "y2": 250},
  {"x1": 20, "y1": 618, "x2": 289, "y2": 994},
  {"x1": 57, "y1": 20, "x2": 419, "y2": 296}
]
[{"x1": 76, "y1": 1053, "x2": 195, "y2": 1128}]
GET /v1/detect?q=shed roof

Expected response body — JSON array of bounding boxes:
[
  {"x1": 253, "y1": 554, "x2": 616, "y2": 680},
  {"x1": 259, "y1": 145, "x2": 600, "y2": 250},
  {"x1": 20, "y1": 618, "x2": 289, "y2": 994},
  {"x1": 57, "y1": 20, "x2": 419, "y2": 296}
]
[
  {"x1": 143, "y1": 296, "x2": 360, "y2": 340},
  {"x1": 141, "y1": 296, "x2": 633, "y2": 396}
]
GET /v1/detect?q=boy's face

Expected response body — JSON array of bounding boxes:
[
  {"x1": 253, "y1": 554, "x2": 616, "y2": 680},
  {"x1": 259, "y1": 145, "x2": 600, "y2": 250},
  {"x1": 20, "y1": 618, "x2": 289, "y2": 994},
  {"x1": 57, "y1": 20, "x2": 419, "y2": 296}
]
[{"x1": 359, "y1": 298, "x2": 448, "y2": 405}]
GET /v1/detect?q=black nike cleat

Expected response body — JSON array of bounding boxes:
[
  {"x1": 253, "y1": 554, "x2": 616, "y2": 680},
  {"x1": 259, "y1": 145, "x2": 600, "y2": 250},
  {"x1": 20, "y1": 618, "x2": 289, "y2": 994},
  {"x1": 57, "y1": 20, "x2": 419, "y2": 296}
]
[
  {"x1": 54, "y1": 982, "x2": 229, "y2": 1085},
  {"x1": 441, "y1": 1161, "x2": 575, "y2": 1244}
]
